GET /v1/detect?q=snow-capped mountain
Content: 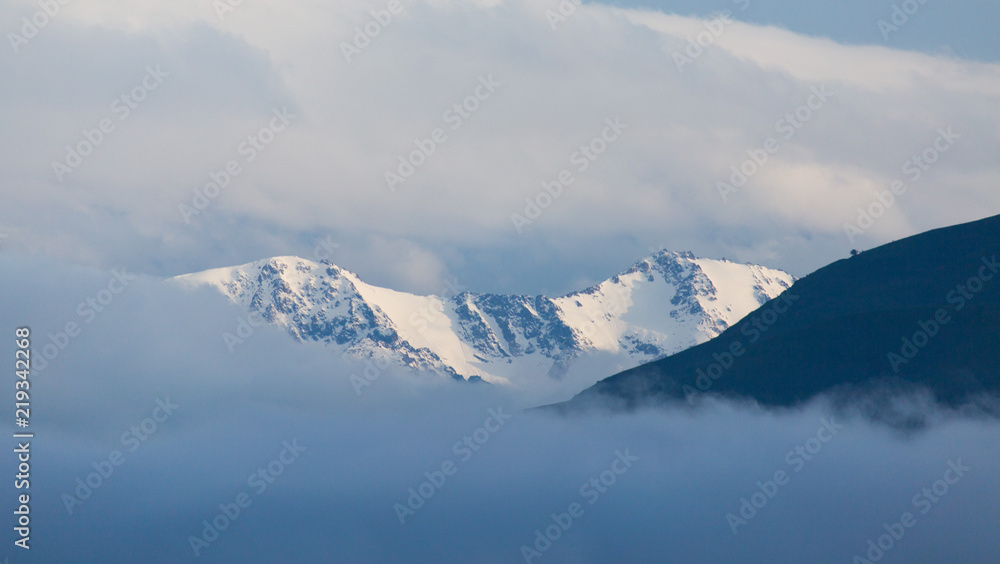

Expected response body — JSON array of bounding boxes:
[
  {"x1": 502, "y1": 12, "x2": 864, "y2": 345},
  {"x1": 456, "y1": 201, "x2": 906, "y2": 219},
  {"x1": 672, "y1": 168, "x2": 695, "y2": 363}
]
[{"x1": 171, "y1": 250, "x2": 794, "y2": 391}]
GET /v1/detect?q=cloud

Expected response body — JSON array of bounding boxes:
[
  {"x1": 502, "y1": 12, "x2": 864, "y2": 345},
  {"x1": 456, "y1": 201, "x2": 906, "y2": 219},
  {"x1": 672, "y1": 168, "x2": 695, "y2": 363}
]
[
  {"x1": 1, "y1": 0, "x2": 997, "y2": 292},
  {"x1": 0, "y1": 254, "x2": 997, "y2": 563},
  {"x1": 3, "y1": 4, "x2": 997, "y2": 561}
]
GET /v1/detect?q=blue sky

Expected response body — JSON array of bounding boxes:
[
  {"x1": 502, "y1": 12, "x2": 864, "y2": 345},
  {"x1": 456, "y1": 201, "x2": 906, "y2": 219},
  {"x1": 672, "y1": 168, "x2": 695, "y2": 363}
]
[{"x1": 596, "y1": 0, "x2": 999, "y2": 62}]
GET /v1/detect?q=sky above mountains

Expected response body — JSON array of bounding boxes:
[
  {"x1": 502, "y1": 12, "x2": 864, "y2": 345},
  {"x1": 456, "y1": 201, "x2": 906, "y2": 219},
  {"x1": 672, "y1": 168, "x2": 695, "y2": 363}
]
[
  {"x1": 597, "y1": 0, "x2": 999, "y2": 63},
  {"x1": 1, "y1": 0, "x2": 997, "y2": 297}
]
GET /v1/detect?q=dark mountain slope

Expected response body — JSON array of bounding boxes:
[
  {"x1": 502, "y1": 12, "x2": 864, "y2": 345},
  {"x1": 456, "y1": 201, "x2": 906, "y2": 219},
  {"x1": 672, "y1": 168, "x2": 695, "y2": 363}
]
[{"x1": 565, "y1": 214, "x2": 1000, "y2": 409}]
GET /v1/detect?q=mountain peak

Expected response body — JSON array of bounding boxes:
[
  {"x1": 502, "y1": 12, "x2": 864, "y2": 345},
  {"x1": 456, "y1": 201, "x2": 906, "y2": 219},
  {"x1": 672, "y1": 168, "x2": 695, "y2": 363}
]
[
  {"x1": 173, "y1": 251, "x2": 794, "y2": 396},
  {"x1": 565, "y1": 214, "x2": 1000, "y2": 411}
]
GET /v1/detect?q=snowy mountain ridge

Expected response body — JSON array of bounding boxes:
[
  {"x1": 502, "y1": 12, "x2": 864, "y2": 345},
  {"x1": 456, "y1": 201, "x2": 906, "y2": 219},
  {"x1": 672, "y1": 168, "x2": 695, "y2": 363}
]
[{"x1": 171, "y1": 250, "x2": 795, "y2": 392}]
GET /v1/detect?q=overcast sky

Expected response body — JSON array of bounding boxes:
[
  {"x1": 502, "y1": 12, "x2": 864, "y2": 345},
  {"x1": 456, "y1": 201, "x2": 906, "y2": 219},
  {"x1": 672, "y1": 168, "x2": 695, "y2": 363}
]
[{"x1": 1, "y1": 0, "x2": 997, "y2": 297}]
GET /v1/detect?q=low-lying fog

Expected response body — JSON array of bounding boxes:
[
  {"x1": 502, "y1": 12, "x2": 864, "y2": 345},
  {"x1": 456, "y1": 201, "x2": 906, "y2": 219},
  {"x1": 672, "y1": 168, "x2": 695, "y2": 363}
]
[{"x1": 3, "y1": 256, "x2": 997, "y2": 563}]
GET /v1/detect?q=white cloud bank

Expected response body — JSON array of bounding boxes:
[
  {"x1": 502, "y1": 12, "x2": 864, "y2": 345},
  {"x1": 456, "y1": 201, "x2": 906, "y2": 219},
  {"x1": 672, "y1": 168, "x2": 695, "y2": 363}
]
[{"x1": 0, "y1": 0, "x2": 997, "y2": 293}]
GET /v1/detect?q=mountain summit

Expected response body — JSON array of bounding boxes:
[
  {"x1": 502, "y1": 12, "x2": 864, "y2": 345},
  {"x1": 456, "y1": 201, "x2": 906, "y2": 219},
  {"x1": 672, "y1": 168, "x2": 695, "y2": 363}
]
[
  {"x1": 564, "y1": 215, "x2": 1000, "y2": 412},
  {"x1": 172, "y1": 250, "x2": 793, "y2": 393}
]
